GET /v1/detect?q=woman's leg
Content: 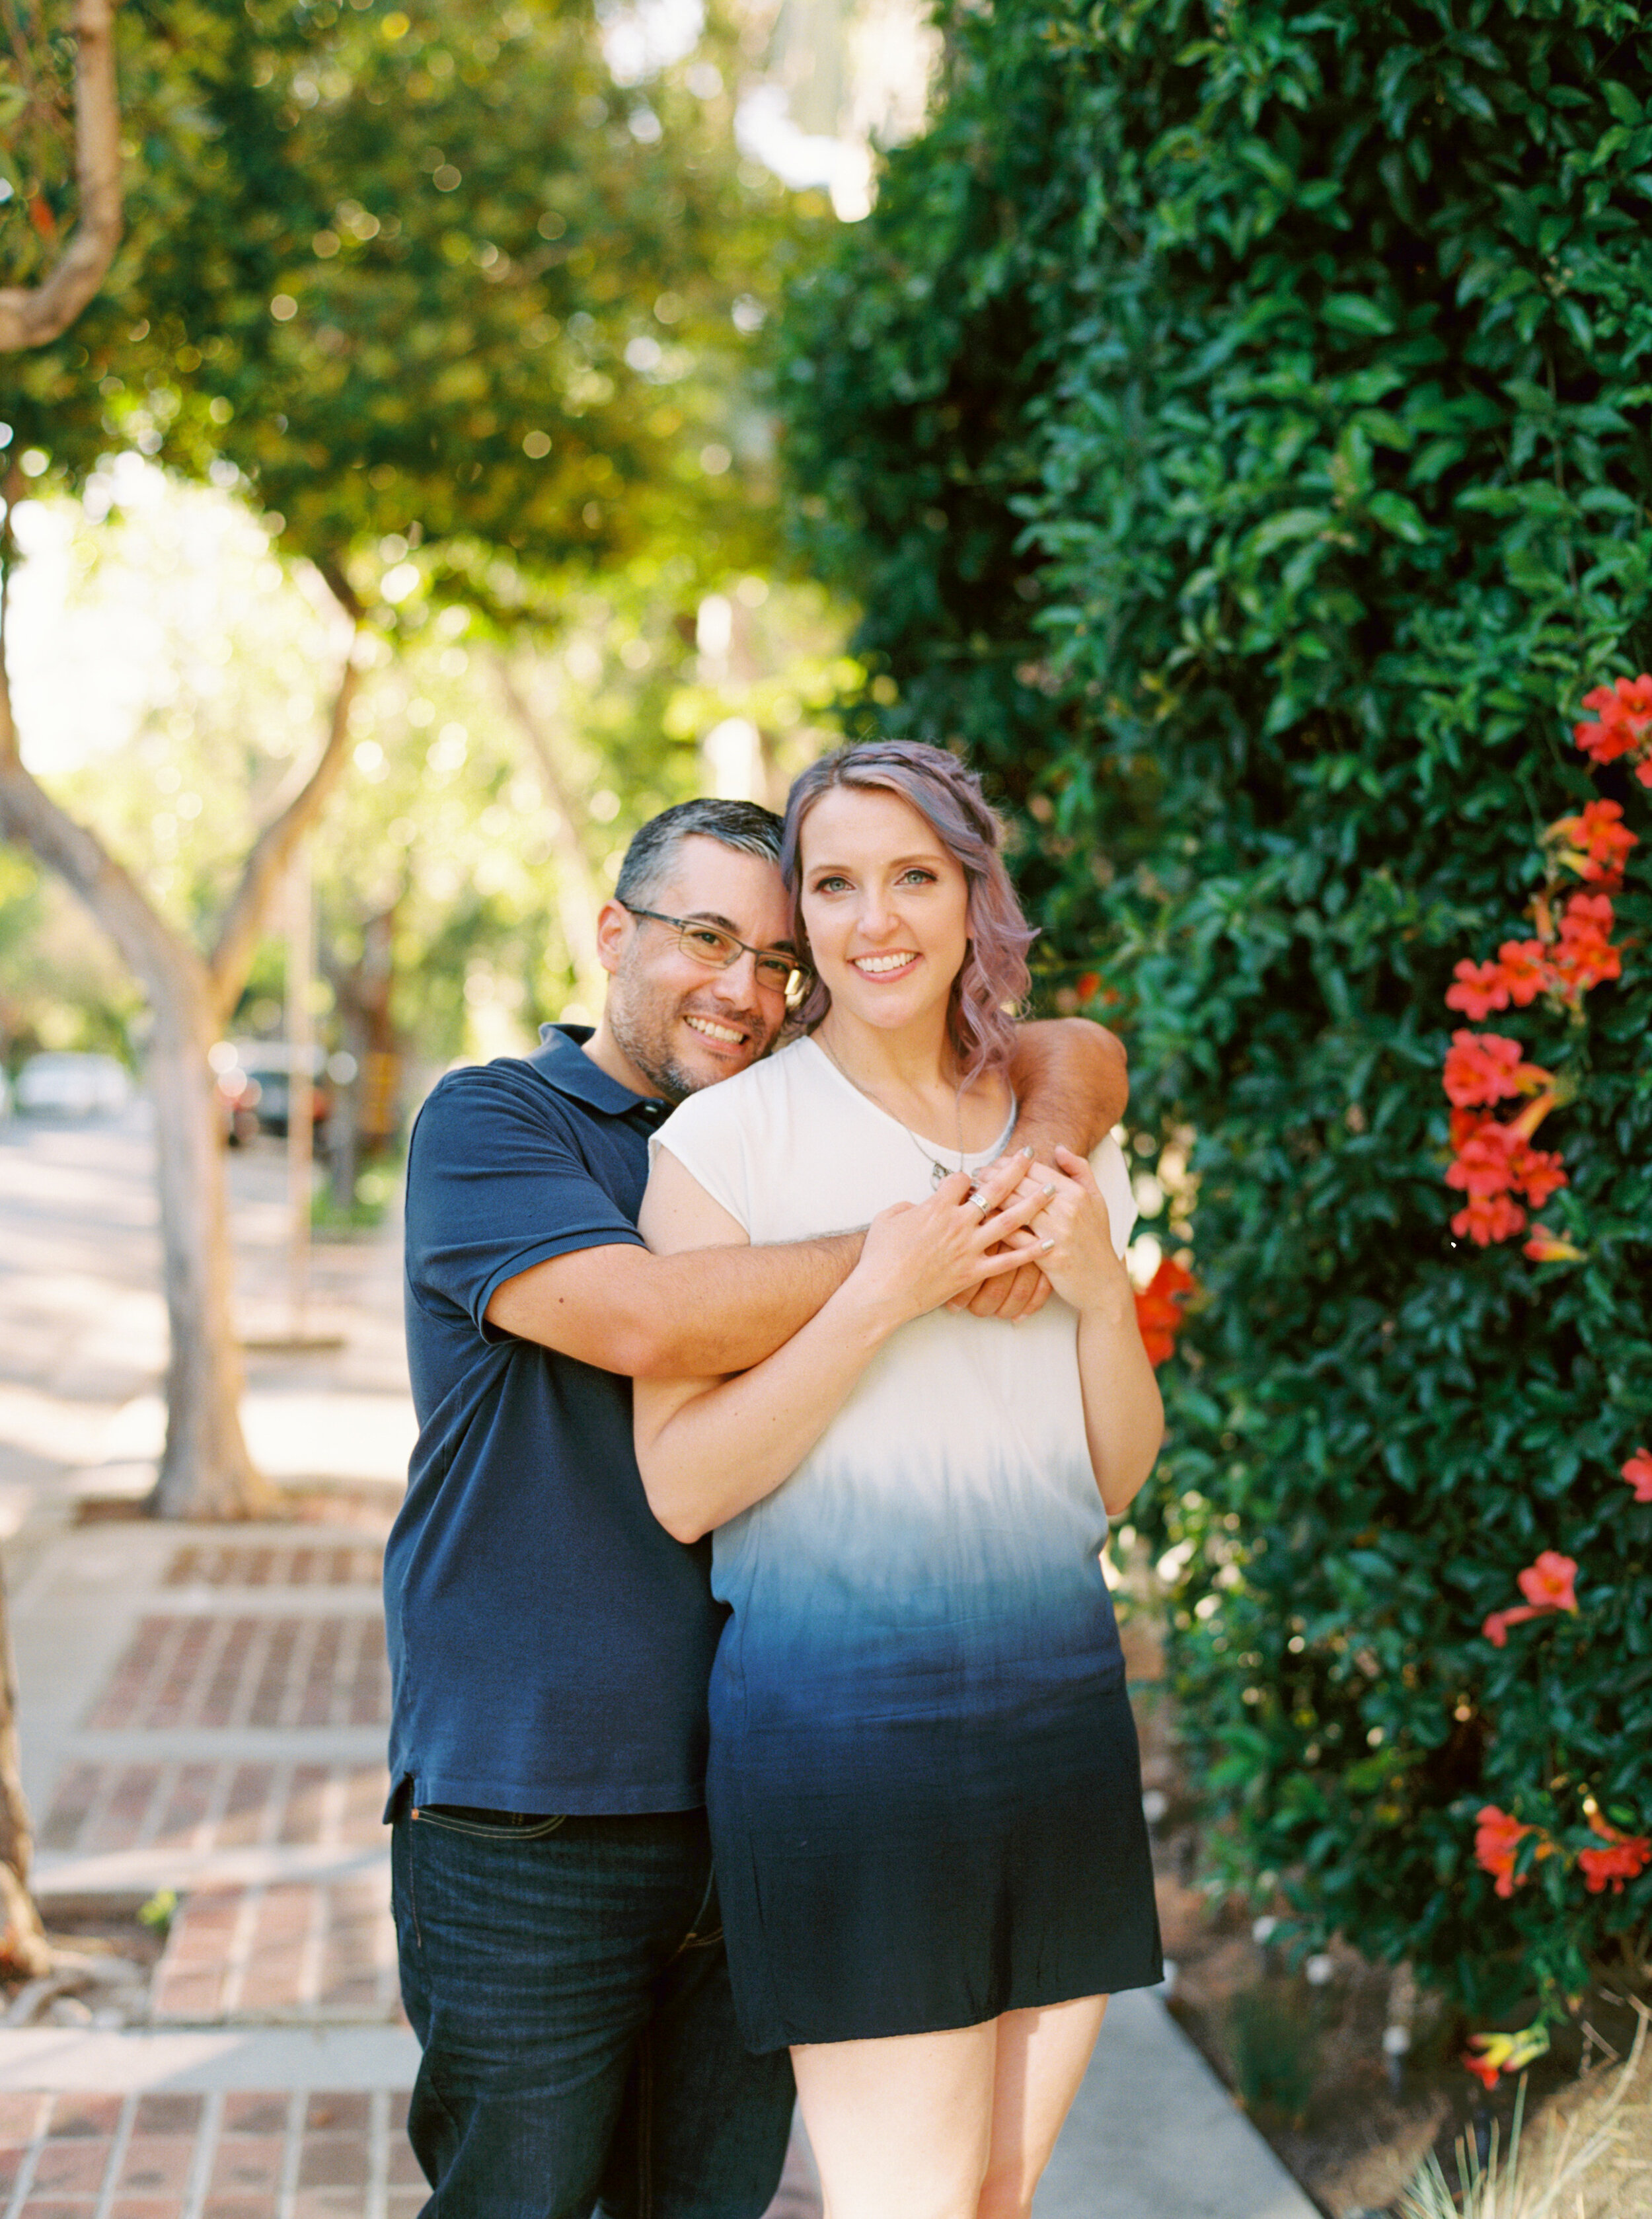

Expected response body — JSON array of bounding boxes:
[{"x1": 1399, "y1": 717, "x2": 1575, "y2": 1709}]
[
  {"x1": 791, "y1": 2023, "x2": 998, "y2": 2219},
  {"x1": 976, "y1": 1994, "x2": 1108, "y2": 2219}
]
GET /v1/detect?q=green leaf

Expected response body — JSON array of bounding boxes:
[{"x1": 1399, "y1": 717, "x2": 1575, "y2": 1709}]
[
  {"x1": 1602, "y1": 81, "x2": 1642, "y2": 128},
  {"x1": 1366, "y1": 491, "x2": 1429, "y2": 543},
  {"x1": 1322, "y1": 293, "x2": 1398, "y2": 336}
]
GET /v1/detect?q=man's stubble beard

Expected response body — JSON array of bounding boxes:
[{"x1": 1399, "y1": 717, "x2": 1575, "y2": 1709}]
[{"x1": 607, "y1": 961, "x2": 772, "y2": 1104}]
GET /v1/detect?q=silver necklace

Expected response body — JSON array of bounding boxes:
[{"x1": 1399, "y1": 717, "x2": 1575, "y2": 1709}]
[{"x1": 815, "y1": 1032, "x2": 965, "y2": 1187}]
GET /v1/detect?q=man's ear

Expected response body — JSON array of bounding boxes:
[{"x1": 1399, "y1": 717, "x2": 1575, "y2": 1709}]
[{"x1": 594, "y1": 899, "x2": 634, "y2": 978}]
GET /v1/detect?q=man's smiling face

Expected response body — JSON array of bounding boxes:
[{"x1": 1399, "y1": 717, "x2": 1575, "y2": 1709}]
[{"x1": 598, "y1": 835, "x2": 797, "y2": 1101}]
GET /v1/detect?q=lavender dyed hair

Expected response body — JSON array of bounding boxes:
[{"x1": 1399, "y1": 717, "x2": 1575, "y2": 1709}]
[{"x1": 780, "y1": 741, "x2": 1037, "y2": 1088}]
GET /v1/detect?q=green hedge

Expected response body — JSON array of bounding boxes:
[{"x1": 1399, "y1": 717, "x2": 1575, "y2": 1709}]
[{"x1": 778, "y1": 0, "x2": 1652, "y2": 2024}]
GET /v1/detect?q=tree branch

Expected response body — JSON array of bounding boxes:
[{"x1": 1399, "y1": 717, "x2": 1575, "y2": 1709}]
[
  {"x1": 0, "y1": 0, "x2": 123, "y2": 354},
  {"x1": 0, "y1": 630, "x2": 212, "y2": 1016},
  {"x1": 207, "y1": 626, "x2": 363, "y2": 1020}
]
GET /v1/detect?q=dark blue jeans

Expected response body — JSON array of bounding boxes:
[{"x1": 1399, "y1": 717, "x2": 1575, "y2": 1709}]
[{"x1": 392, "y1": 1799, "x2": 795, "y2": 2218}]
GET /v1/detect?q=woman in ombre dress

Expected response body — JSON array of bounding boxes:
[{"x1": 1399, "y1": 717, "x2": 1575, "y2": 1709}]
[{"x1": 633, "y1": 742, "x2": 1164, "y2": 2219}]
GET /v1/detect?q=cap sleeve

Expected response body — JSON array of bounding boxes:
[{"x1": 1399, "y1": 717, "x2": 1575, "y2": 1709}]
[
  {"x1": 649, "y1": 1082, "x2": 753, "y2": 1235},
  {"x1": 406, "y1": 1066, "x2": 644, "y2": 1339}
]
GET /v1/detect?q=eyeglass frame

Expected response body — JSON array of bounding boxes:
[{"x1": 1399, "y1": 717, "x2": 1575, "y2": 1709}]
[{"x1": 619, "y1": 904, "x2": 813, "y2": 1006}]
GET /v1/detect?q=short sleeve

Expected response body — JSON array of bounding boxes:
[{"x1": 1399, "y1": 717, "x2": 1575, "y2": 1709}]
[
  {"x1": 1090, "y1": 1135, "x2": 1137, "y2": 1259},
  {"x1": 650, "y1": 1082, "x2": 753, "y2": 1234},
  {"x1": 406, "y1": 1068, "x2": 644, "y2": 1338}
]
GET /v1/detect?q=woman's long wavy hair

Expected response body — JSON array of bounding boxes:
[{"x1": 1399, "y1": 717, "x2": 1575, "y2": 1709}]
[{"x1": 780, "y1": 742, "x2": 1036, "y2": 1088}]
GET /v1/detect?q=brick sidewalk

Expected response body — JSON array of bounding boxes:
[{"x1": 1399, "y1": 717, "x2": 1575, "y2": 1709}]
[
  {"x1": 0, "y1": 2089, "x2": 422, "y2": 2219},
  {"x1": 11, "y1": 1511, "x2": 825, "y2": 2218}
]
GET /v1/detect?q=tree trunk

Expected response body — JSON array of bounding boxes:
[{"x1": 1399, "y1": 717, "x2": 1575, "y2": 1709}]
[
  {"x1": 0, "y1": 552, "x2": 361, "y2": 1519},
  {"x1": 0, "y1": 661, "x2": 272, "y2": 1521},
  {"x1": 0, "y1": 0, "x2": 123, "y2": 352},
  {"x1": 144, "y1": 983, "x2": 274, "y2": 1521},
  {"x1": 326, "y1": 899, "x2": 398, "y2": 1213},
  {"x1": 0, "y1": 0, "x2": 124, "y2": 1979},
  {"x1": 0, "y1": 1578, "x2": 50, "y2": 1977}
]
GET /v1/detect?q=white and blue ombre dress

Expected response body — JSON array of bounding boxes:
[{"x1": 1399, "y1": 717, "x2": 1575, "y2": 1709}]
[{"x1": 654, "y1": 1035, "x2": 1162, "y2": 2052}]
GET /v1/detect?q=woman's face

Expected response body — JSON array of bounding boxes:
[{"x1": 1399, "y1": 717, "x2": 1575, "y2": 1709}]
[{"x1": 798, "y1": 784, "x2": 970, "y2": 1037}]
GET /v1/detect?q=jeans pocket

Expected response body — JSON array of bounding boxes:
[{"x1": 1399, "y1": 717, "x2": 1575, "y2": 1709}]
[{"x1": 412, "y1": 1805, "x2": 568, "y2": 1842}]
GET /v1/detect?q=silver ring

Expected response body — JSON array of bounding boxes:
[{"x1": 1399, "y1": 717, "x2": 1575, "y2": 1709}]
[{"x1": 968, "y1": 1188, "x2": 991, "y2": 1215}]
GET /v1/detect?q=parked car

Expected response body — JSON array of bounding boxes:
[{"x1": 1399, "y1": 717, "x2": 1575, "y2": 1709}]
[
  {"x1": 13, "y1": 1052, "x2": 133, "y2": 1118},
  {"x1": 213, "y1": 1042, "x2": 332, "y2": 1145}
]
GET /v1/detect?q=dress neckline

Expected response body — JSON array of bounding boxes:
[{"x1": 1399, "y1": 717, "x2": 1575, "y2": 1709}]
[{"x1": 796, "y1": 1035, "x2": 1018, "y2": 1169}]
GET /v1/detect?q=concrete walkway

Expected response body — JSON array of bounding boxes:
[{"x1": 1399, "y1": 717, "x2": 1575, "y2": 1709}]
[{"x1": 0, "y1": 1107, "x2": 1316, "y2": 2219}]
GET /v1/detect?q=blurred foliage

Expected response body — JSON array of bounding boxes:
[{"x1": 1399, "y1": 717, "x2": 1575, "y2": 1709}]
[
  {"x1": 15, "y1": 467, "x2": 850, "y2": 1064},
  {"x1": 3, "y1": 0, "x2": 824, "y2": 613},
  {"x1": 2, "y1": 0, "x2": 851, "y2": 1062},
  {"x1": 778, "y1": 0, "x2": 1652, "y2": 2017}
]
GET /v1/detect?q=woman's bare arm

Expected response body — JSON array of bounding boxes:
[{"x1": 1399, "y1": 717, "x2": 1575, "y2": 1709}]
[
  {"x1": 633, "y1": 1150, "x2": 1045, "y2": 1542},
  {"x1": 1035, "y1": 1145, "x2": 1164, "y2": 1516}
]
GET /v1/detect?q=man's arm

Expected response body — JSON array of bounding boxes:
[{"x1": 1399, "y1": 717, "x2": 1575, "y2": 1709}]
[
  {"x1": 486, "y1": 1148, "x2": 1034, "y2": 1378},
  {"x1": 485, "y1": 1238, "x2": 856, "y2": 1380},
  {"x1": 1008, "y1": 1017, "x2": 1129, "y2": 1162},
  {"x1": 958, "y1": 1018, "x2": 1130, "y2": 1322}
]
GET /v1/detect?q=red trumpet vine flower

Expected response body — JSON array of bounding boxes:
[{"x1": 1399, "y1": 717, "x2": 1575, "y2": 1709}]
[
  {"x1": 1474, "y1": 1805, "x2": 1542, "y2": 1898},
  {"x1": 1443, "y1": 1032, "x2": 1550, "y2": 1109},
  {"x1": 1133, "y1": 1257, "x2": 1195, "y2": 1367},
  {"x1": 1575, "y1": 673, "x2": 1652, "y2": 775},
  {"x1": 1462, "y1": 2023, "x2": 1551, "y2": 2085},
  {"x1": 1622, "y1": 1448, "x2": 1652, "y2": 1505},
  {"x1": 1522, "y1": 1222, "x2": 1584, "y2": 1263},
  {"x1": 1548, "y1": 798, "x2": 1638, "y2": 890},
  {"x1": 1482, "y1": 1550, "x2": 1578, "y2": 1645}
]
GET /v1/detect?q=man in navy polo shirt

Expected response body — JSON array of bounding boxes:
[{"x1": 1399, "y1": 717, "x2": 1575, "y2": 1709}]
[{"x1": 388, "y1": 797, "x2": 1127, "y2": 2218}]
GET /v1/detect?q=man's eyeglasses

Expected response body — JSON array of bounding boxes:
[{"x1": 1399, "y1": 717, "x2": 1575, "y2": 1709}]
[{"x1": 622, "y1": 906, "x2": 812, "y2": 1005}]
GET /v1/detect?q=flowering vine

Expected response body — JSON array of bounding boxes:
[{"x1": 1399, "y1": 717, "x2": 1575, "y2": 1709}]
[
  {"x1": 1446, "y1": 680, "x2": 1652, "y2": 2086},
  {"x1": 1440, "y1": 677, "x2": 1649, "y2": 1255}
]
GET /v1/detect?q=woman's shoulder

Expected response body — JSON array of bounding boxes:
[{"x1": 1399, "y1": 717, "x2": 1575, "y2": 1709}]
[{"x1": 654, "y1": 1035, "x2": 819, "y2": 1147}]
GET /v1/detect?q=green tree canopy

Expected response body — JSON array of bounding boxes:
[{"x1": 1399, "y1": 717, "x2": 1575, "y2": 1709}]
[
  {"x1": 778, "y1": 0, "x2": 1652, "y2": 2021},
  {"x1": 7, "y1": 0, "x2": 814, "y2": 609}
]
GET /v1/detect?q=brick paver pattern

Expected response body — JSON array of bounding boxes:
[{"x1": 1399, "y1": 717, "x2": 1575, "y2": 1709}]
[
  {"x1": 87, "y1": 1620, "x2": 389, "y2": 1733},
  {"x1": 42, "y1": 1762, "x2": 386, "y2": 1862},
  {"x1": 0, "y1": 2090, "x2": 424, "y2": 2219},
  {"x1": 152, "y1": 1883, "x2": 401, "y2": 2025},
  {"x1": 163, "y1": 1548, "x2": 383, "y2": 1591}
]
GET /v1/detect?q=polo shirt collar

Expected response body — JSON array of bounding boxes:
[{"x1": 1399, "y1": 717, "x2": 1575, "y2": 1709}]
[{"x1": 529, "y1": 1024, "x2": 671, "y2": 1130}]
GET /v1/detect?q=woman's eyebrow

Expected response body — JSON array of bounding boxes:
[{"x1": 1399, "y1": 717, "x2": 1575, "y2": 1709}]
[{"x1": 807, "y1": 850, "x2": 947, "y2": 874}]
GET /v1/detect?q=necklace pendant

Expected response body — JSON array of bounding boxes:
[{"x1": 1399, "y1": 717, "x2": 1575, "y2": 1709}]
[{"x1": 930, "y1": 1160, "x2": 949, "y2": 1187}]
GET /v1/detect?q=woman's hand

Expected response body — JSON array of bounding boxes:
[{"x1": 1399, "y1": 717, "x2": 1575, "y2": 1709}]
[
  {"x1": 1032, "y1": 1145, "x2": 1134, "y2": 1322},
  {"x1": 845, "y1": 1163, "x2": 1051, "y2": 1335}
]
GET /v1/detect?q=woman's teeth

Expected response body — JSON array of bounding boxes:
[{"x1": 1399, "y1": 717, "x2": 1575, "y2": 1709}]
[{"x1": 852, "y1": 952, "x2": 918, "y2": 975}]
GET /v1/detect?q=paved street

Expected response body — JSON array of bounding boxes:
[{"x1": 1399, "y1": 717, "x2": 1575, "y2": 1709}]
[{"x1": 0, "y1": 1104, "x2": 1314, "y2": 2219}]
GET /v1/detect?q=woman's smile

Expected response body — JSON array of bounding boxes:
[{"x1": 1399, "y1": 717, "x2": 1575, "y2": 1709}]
[{"x1": 849, "y1": 949, "x2": 922, "y2": 979}]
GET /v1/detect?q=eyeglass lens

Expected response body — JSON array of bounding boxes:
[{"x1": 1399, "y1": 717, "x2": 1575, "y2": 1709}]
[{"x1": 676, "y1": 922, "x2": 799, "y2": 993}]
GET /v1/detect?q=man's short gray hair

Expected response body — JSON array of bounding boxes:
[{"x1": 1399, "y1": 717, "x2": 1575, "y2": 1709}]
[{"x1": 614, "y1": 798, "x2": 784, "y2": 909}]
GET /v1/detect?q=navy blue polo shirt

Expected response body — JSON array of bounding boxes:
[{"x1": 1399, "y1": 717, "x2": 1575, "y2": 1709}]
[{"x1": 385, "y1": 1025, "x2": 722, "y2": 1815}]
